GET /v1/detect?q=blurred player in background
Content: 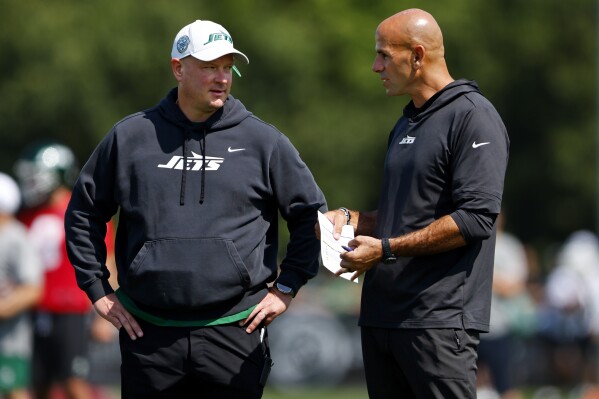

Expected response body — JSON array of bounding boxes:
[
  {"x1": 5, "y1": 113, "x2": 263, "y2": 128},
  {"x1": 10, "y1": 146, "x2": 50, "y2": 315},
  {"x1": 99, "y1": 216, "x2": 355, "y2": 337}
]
[
  {"x1": 14, "y1": 142, "x2": 115, "y2": 399},
  {"x1": 477, "y1": 213, "x2": 531, "y2": 399},
  {"x1": 0, "y1": 172, "x2": 43, "y2": 399}
]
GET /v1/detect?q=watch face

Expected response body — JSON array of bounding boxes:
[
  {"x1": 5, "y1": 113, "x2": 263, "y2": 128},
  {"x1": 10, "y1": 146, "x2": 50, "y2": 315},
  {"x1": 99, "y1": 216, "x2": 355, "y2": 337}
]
[
  {"x1": 276, "y1": 283, "x2": 293, "y2": 295},
  {"x1": 383, "y1": 256, "x2": 397, "y2": 265}
]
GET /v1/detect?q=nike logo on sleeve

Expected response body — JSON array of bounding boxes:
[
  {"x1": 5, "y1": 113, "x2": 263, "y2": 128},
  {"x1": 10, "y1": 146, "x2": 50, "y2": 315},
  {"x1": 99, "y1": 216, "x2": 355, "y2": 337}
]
[{"x1": 472, "y1": 141, "x2": 490, "y2": 148}]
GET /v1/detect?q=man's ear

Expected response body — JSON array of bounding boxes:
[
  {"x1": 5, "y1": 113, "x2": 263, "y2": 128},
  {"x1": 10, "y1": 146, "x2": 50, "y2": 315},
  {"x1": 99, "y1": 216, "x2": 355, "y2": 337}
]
[
  {"x1": 171, "y1": 58, "x2": 183, "y2": 81},
  {"x1": 412, "y1": 45, "x2": 425, "y2": 69}
]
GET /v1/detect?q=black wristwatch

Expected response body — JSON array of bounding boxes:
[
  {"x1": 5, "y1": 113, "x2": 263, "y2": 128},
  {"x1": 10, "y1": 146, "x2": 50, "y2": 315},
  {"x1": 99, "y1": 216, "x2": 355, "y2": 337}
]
[
  {"x1": 381, "y1": 238, "x2": 397, "y2": 264},
  {"x1": 274, "y1": 282, "x2": 295, "y2": 297}
]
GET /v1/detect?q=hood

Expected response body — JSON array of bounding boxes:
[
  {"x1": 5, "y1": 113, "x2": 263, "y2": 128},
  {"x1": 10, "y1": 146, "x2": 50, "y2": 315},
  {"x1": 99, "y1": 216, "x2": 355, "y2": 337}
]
[
  {"x1": 158, "y1": 87, "x2": 253, "y2": 131},
  {"x1": 403, "y1": 79, "x2": 481, "y2": 122},
  {"x1": 157, "y1": 88, "x2": 253, "y2": 205}
]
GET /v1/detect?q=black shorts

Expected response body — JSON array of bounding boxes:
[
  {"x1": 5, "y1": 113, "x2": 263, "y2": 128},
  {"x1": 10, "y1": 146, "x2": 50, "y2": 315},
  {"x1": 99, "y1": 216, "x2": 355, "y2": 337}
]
[
  {"x1": 119, "y1": 319, "x2": 272, "y2": 399},
  {"x1": 361, "y1": 327, "x2": 480, "y2": 399},
  {"x1": 32, "y1": 312, "x2": 91, "y2": 385}
]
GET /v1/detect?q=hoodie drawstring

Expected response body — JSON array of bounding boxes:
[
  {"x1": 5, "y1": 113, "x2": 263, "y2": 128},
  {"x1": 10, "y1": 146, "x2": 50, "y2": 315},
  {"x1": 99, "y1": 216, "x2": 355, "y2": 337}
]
[
  {"x1": 179, "y1": 128, "x2": 207, "y2": 205},
  {"x1": 179, "y1": 130, "x2": 190, "y2": 206},
  {"x1": 199, "y1": 128, "x2": 206, "y2": 204}
]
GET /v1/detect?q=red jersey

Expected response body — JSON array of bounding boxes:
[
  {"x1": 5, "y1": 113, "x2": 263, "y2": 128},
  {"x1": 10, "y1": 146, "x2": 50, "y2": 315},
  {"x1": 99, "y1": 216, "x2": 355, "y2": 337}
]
[{"x1": 19, "y1": 191, "x2": 114, "y2": 313}]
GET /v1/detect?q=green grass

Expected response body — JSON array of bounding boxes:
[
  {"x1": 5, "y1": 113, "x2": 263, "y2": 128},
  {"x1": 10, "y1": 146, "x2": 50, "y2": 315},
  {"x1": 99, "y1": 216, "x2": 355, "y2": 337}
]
[
  {"x1": 263, "y1": 386, "x2": 368, "y2": 399},
  {"x1": 263, "y1": 385, "x2": 592, "y2": 399}
]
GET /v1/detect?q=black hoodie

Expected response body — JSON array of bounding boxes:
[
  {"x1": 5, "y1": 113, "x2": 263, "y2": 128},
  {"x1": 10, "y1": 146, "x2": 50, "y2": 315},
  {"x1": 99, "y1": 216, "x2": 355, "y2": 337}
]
[
  {"x1": 65, "y1": 88, "x2": 327, "y2": 321},
  {"x1": 361, "y1": 80, "x2": 509, "y2": 332}
]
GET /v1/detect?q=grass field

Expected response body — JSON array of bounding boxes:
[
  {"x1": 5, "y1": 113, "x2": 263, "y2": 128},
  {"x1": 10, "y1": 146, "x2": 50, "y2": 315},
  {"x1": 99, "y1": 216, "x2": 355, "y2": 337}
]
[
  {"x1": 92, "y1": 383, "x2": 595, "y2": 398},
  {"x1": 263, "y1": 386, "x2": 369, "y2": 399},
  {"x1": 263, "y1": 385, "x2": 597, "y2": 399}
]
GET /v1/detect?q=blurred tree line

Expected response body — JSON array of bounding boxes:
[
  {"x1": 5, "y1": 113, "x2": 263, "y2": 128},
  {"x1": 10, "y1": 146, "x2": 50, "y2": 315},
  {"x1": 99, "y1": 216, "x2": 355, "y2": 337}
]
[{"x1": 0, "y1": 0, "x2": 595, "y2": 272}]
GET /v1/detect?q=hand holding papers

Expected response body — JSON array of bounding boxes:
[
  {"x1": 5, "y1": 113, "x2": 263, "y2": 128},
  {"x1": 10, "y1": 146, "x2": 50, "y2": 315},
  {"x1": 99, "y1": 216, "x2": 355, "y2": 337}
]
[{"x1": 318, "y1": 211, "x2": 358, "y2": 283}]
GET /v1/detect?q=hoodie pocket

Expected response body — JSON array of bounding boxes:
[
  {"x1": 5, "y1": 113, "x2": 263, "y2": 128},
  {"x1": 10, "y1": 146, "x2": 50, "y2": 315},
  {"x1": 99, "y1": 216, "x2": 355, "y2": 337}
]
[{"x1": 126, "y1": 238, "x2": 251, "y2": 310}]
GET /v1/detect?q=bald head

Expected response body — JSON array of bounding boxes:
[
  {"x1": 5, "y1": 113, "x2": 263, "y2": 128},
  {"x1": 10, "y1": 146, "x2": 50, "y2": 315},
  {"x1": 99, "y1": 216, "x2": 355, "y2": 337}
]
[
  {"x1": 378, "y1": 9, "x2": 445, "y2": 58},
  {"x1": 373, "y1": 8, "x2": 453, "y2": 105}
]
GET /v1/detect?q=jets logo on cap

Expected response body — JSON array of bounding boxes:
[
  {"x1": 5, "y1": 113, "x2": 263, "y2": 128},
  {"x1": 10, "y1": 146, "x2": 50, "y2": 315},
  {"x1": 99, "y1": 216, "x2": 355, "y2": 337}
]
[
  {"x1": 204, "y1": 32, "x2": 233, "y2": 45},
  {"x1": 176, "y1": 35, "x2": 190, "y2": 53}
]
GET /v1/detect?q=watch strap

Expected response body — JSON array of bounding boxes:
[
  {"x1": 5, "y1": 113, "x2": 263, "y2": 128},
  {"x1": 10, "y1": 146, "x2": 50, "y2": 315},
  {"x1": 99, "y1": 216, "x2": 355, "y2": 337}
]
[
  {"x1": 338, "y1": 207, "x2": 351, "y2": 225},
  {"x1": 381, "y1": 238, "x2": 397, "y2": 264}
]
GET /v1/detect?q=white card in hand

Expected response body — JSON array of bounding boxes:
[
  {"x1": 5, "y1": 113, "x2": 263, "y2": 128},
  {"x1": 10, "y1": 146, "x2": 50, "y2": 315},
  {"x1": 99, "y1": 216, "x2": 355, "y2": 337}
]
[{"x1": 318, "y1": 211, "x2": 358, "y2": 282}]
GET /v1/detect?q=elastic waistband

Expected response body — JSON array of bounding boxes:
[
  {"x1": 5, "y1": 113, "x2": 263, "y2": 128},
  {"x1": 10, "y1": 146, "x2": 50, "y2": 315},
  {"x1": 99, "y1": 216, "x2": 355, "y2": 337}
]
[{"x1": 116, "y1": 288, "x2": 262, "y2": 327}]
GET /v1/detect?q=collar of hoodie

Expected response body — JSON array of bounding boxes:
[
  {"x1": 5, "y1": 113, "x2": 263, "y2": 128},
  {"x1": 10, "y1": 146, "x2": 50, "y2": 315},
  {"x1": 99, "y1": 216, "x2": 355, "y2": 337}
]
[{"x1": 157, "y1": 88, "x2": 252, "y2": 206}]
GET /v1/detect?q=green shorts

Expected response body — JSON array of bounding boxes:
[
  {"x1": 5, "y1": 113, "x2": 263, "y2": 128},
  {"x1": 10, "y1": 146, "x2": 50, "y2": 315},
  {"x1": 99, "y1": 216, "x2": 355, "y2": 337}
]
[{"x1": 0, "y1": 355, "x2": 30, "y2": 392}]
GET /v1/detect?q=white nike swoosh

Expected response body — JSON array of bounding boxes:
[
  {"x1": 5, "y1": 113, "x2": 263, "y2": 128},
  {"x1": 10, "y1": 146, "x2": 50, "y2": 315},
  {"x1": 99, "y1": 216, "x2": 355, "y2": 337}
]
[
  {"x1": 228, "y1": 147, "x2": 246, "y2": 152},
  {"x1": 472, "y1": 142, "x2": 490, "y2": 149}
]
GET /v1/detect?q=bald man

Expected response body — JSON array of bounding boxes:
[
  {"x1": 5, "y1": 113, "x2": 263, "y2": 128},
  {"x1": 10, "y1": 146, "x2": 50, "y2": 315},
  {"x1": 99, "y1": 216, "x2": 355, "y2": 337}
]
[{"x1": 317, "y1": 9, "x2": 509, "y2": 398}]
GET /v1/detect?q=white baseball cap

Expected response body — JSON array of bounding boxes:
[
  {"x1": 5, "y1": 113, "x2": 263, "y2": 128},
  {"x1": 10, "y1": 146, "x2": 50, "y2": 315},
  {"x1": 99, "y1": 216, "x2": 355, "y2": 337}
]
[
  {"x1": 171, "y1": 20, "x2": 249, "y2": 65},
  {"x1": 0, "y1": 172, "x2": 21, "y2": 215}
]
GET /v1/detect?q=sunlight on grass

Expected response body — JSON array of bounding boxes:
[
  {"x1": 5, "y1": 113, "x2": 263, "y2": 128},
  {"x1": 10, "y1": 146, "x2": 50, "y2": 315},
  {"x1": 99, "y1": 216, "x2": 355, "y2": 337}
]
[{"x1": 264, "y1": 386, "x2": 368, "y2": 399}]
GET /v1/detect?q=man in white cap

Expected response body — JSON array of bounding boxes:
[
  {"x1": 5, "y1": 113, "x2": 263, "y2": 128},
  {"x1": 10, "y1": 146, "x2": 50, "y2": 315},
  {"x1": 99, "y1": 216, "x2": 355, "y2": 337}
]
[
  {"x1": 65, "y1": 20, "x2": 326, "y2": 398},
  {"x1": 0, "y1": 172, "x2": 43, "y2": 399}
]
